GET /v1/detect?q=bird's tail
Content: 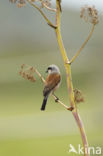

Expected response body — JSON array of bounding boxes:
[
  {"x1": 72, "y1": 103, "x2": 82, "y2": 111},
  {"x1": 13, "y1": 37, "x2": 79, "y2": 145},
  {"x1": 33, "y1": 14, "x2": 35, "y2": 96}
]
[{"x1": 41, "y1": 97, "x2": 48, "y2": 111}]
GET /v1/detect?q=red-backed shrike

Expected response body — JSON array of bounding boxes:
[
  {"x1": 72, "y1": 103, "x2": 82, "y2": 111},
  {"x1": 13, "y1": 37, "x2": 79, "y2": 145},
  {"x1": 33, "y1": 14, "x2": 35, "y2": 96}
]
[{"x1": 41, "y1": 64, "x2": 61, "y2": 111}]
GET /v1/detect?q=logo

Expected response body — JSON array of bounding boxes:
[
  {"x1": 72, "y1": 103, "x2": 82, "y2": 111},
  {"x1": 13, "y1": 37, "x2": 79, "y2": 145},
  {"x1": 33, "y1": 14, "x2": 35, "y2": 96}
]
[{"x1": 68, "y1": 144, "x2": 102, "y2": 155}]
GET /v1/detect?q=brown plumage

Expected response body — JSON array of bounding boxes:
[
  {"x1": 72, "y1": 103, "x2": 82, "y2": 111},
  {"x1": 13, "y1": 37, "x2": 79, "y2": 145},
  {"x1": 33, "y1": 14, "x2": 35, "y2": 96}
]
[
  {"x1": 43, "y1": 73, "x2": 61, "y2": 97},
  {"x1": 41, "y1": 65, "x2": 61, "y2": 111}
]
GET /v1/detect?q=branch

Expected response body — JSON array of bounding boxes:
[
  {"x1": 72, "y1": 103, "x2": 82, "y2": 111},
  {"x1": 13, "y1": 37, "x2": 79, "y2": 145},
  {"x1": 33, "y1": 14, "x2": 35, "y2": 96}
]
[
  {"x1": 55, "y1": 1, "x2": 89, "y2": 155},
  {"x1": 69, "y1": 24, "x2": 95, "y2": 64},
  {"x1": 27, "y1": 0, "x2": 57, "y2": 29}
]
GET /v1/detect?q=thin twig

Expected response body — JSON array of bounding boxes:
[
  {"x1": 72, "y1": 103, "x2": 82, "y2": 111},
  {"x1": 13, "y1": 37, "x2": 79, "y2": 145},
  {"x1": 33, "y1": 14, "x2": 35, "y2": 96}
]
[
  {"x1": 27, "y1": 0, "x2": 57, "y2": 29},
  {"x1": 69, "y1": 24, "x2": 95, "y2": 64},
  {"x1": 35, "y1": 69, "x2": 45, "y2": 83},
  {"x1": 52, "y1": 94, "x2": 74, "y2": 111}
]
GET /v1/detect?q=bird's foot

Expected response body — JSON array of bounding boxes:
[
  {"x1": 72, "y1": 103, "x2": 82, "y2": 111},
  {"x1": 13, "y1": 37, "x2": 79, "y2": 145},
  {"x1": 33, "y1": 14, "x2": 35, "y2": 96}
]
[
  {"x1": 52, "y1": 93, "x2": 59, "y2": 102},
  {"x1": 55, "y1": 97, "x2": 59, "y2": 102}
]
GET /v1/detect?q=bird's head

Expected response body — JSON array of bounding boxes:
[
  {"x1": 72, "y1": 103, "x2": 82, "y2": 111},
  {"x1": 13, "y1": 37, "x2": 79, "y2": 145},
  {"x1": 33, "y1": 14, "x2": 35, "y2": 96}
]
[{"x1": 46, "y1": 64, "x2": 60, "y2": 74}]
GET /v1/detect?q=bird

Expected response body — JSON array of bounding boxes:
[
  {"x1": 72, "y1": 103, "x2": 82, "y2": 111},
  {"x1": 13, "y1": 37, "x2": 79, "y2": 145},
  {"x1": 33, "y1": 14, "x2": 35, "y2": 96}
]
[{"x1": 41, "y1": 64, "x2": 61, "y2": 111}]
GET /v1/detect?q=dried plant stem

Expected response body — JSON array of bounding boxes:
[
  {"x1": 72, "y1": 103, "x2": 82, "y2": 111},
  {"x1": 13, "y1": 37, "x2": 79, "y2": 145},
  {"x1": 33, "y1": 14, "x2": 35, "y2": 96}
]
[
  {"x1": 27, "y1": 0, "x2": 57, "y2": 29},
  {"x1": 55, "y1": 0, "x2": 89, "y2": 155},
  {"x1": 70, "y1": 24, "x2": 95, "y2": 64},
  {"x1": 35, "y1": 68, "x2": 73, "y2": 110},
  {"x1": 35, "y1": 68, "x2": 45, "y2": 83}
]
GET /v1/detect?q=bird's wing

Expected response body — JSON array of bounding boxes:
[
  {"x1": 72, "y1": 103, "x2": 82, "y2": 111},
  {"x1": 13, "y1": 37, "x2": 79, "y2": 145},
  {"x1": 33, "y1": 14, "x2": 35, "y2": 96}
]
[{"x1": 43, "y1": 73, "x2": 61, "y2": 97}]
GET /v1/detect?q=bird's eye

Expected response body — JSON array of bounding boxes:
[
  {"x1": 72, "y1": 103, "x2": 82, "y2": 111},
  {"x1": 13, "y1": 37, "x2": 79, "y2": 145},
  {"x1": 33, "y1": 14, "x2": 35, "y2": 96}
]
[
  {"x1": 46, "y1": 67, "x2": 52, "y2": 73},
  {"x1": 48, "y1": 67, "x2": 52, "y2": 71}
]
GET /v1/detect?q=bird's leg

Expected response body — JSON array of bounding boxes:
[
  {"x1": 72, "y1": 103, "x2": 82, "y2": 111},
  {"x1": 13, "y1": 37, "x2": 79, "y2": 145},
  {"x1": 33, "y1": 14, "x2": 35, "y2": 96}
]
[{"x1": 52, "y1": 93, "x2": 59, "y2": 102}]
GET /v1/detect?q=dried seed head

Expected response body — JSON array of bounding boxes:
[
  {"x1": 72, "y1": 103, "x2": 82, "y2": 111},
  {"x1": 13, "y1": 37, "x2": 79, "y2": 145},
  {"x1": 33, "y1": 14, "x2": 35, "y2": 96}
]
[
  {"x1": 80, "y1": 5, "x2": 99, "y2": 25},
  {"x1": 40, "y1": 0, "x2": 51, "y2": 9},
  {"x1": 19, "y1": 64, "x2": 36, "y2": 82},
  {"x1": 74, "y1": 88, "x2": 85, "y2": 104},
  {"x1": 9, "y1": 0, "x2": 52, "y2": 10},
  {"x1": 21, "y1": 64, "x2": 25, "y2": 69},
  {"x1": 17, "y1": 0, "x2": 26, "y2": 8},
  {"x1": 9, "y1": 0, "x2": 17, "y2": 3},
  {"x1": 43, "y1": 0, "x2": 51, "y2": 6},
  {"x1": 9, "y1": 0, "x2": 26, "y2": 7}
]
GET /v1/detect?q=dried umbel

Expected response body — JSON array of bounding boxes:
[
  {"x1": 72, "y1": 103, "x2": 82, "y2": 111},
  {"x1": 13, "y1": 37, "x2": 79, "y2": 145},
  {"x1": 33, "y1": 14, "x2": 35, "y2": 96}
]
[
  {"x1": 74, "y1": 89, "x2": 84, "y2": 104},
  {"x1": 9, "y1": 0, "x2": 17, "y2": 2},
  {"x1": 9, "y1": 0, "x2": 26, "y2": 7},
  {"x1": 40, "y1": 0, "x2": 51, "y2": 8},
  {"x1": 19, "y1": 64, "x2": 36, "y2": 82},
  {"x1": 80, "y1": 5, "x2": 99, "y2": 25},
  {"x1": 9, "y1": 0, "x2": 52, "y2": 8}
]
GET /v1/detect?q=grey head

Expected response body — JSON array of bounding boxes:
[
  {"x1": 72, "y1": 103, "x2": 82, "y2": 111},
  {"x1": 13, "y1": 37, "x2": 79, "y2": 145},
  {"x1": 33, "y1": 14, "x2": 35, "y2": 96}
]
[{"x1": 46, "y1": 64, "x2": 60, "y2": 74}]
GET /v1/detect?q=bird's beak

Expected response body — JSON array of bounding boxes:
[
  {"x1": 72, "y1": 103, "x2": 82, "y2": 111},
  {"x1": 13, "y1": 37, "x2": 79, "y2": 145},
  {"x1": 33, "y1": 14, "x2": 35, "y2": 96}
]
[{"x1": 45, "y1": 70, "x2": 48, "y2": 73}]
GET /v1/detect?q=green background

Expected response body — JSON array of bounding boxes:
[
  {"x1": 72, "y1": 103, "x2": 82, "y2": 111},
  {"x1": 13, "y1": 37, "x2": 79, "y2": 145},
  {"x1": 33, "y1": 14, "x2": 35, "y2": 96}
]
[{"x1": 0, "y1": 1, "x2": 103, "y2": 156}]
